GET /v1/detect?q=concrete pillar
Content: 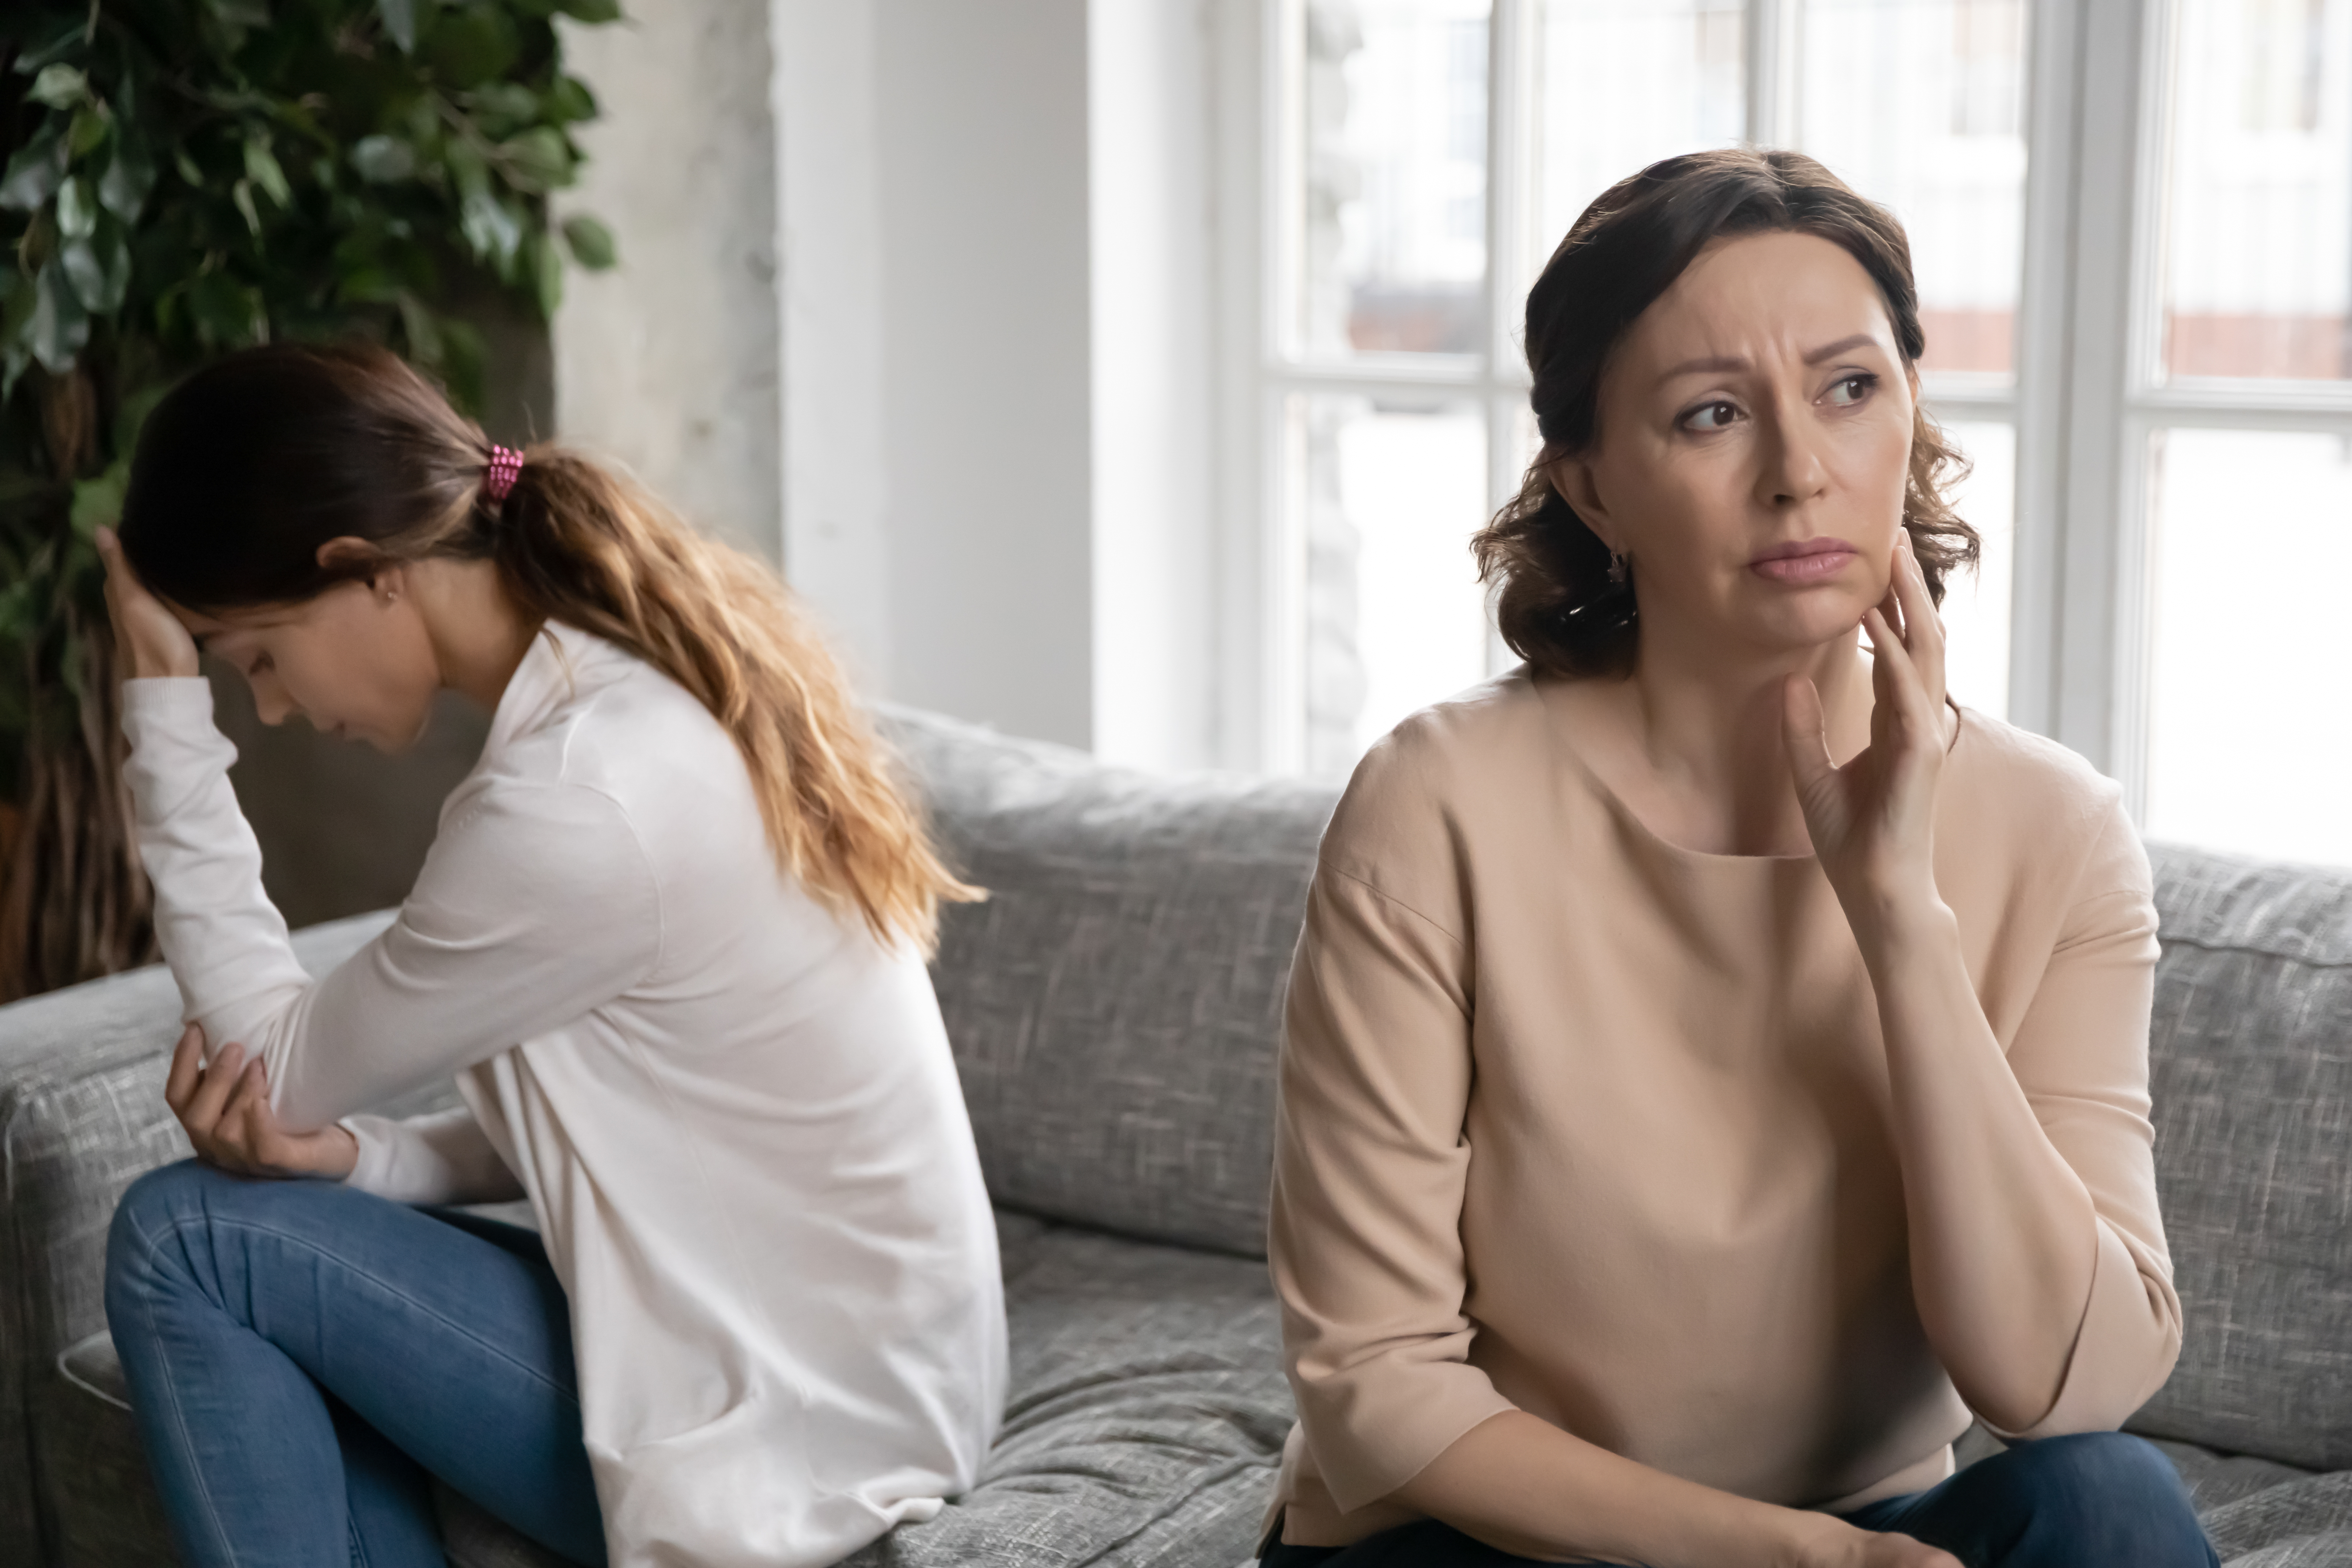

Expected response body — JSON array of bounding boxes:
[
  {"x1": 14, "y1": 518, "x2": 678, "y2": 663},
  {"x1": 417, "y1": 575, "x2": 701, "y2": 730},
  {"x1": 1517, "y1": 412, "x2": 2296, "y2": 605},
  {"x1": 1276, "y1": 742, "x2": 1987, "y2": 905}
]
[{"x1": 553, "y1": 0, "x2": 784, "y2": 561}]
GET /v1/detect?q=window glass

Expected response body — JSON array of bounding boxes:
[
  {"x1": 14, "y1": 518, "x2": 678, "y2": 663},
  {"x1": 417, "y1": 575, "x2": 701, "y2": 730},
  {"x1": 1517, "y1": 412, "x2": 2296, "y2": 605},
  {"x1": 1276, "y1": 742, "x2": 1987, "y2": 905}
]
[
  {"x1": 2160, "y1": 0, "x2": 2352, "y2": 381},
  {"x1": 1294, "y1": 0, "x2": 1494, "y2": 358},
  {"x1": 1934, "y1": 418, "x2": 2016, "y2": 718},
  {"x1": 1796, "y1": 0, "x2": 2031, "y2": 379},
  {"x1": 1291, "y1": 396, "x2": 1492, "y2": 775},
  {"x1": 2143, "y1": 428, "x2": 2352, "y2": 863},
  {"x1": 1527, "y1": 0, "x2": 1747, "y2": 279}
]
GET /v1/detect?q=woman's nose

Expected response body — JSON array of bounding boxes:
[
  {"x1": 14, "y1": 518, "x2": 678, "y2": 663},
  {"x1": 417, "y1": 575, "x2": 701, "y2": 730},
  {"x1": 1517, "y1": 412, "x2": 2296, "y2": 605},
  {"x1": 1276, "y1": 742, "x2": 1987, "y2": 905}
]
[{"x1": 1754, "y1": 402, "x2": 1830, "y2": 507}]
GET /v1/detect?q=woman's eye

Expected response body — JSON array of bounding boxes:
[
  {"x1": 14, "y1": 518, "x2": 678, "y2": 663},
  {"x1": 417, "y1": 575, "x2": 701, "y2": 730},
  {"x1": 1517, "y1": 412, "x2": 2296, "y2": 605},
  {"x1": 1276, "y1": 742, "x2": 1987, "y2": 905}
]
[
  {"x1": 1826, "y1": 372, "x2": 1879, "y2": 407},
  {"x1": 1682, "y1": 400, "x2": 1739, "y2": 431}
]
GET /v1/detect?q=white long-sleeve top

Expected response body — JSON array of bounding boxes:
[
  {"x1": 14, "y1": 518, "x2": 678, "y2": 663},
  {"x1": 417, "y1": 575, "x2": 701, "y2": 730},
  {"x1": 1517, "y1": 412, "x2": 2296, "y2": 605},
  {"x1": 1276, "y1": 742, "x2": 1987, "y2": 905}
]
[{"x1": 121, "y1": 621, "x2": 1007, "y2": 1568}]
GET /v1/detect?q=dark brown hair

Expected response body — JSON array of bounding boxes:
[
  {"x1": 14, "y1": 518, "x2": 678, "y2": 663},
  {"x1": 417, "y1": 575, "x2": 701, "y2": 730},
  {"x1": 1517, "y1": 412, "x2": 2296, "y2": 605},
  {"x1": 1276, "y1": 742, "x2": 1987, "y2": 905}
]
[
  {"x1": 118, "y1": 342, "x2": 976, "y2": 950},
  {"x1": 1472, "y1": 147, "x2": 1980, "y2": 678}
]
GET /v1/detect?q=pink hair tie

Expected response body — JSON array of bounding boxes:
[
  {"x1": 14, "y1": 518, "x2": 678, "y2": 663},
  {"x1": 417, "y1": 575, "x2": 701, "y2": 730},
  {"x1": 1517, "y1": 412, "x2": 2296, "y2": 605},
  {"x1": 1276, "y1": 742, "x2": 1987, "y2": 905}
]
[{"x1": 483, "y1": 444, "x2": 525, "y2": 502}]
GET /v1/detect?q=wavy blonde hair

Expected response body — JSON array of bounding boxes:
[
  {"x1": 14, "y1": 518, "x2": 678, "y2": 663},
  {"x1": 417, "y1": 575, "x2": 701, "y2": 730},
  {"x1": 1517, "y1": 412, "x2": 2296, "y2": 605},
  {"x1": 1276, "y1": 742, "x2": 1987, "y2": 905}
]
[{"x1": 118, "y1": 343, "x2": 976, "y2": 951}]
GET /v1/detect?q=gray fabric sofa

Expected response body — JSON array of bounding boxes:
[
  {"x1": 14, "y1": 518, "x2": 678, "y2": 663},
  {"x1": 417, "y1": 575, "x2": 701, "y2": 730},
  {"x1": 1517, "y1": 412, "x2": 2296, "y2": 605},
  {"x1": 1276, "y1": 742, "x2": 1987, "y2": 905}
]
[{"x1": 3, "y1": 708, "x2": 2352, "y2": 1566}]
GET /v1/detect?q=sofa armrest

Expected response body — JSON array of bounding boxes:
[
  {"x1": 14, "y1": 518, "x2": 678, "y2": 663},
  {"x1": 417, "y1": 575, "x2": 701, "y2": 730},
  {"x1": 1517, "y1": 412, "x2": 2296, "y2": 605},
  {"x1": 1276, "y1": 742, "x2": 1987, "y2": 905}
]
[{"x1": 0, "y1": 909, "x2": 397, "y2": 1564}]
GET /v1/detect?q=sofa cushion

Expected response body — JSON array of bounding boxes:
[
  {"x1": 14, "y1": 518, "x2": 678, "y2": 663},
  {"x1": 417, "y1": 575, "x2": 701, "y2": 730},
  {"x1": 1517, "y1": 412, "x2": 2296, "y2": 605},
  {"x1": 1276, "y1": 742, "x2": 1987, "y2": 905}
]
[
  {"x1": 884, "y1": 709, "x2": 1338, "y2": 1259},
  {"x1": 2132, "y1": 845, "x2": 2352, "y2": 1473},
  {"x1": 45, "y1": 1209, "x2": 1288, "y2": 1568}
]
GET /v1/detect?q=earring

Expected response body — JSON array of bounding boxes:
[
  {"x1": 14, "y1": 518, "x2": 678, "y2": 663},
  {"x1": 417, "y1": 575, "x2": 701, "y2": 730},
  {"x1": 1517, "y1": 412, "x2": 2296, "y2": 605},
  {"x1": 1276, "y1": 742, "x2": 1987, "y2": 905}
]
[{"x1": 1606, "y1": 549, "x2": 1628, "y2": 586}]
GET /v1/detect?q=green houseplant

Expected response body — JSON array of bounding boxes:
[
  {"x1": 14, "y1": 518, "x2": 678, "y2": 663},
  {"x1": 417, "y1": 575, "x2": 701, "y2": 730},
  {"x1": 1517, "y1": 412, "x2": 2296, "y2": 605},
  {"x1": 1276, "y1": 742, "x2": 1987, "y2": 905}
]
[{"x1": 0, "y1": 0, "x2": 621, "y2": 1000}]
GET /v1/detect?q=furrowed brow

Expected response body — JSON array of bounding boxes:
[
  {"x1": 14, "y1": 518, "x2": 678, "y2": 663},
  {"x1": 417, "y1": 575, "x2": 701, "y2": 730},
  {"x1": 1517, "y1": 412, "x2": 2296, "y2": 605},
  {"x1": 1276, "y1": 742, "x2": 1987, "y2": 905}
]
[{"x1": 1802, "y1": 333, "x2": 1881, "y2": 364}]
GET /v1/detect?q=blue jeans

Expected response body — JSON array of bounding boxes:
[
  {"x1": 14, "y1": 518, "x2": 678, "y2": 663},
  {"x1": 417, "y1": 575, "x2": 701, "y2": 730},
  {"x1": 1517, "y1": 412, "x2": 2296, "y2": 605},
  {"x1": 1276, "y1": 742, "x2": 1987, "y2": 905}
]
[
  {"x1": 105, "y1": 1160, "x2": 607, "y2": 1568},
  {"x1": 1261, "y1": 1431, "x2": 2221, "y2": 1567}
]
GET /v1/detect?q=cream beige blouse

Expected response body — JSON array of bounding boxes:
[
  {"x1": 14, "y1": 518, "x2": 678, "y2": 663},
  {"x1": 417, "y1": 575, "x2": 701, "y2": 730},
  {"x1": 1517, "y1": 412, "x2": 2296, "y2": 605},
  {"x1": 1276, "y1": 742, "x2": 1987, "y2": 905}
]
[{"x1": 1266, "y1": 669, "x2": 2182, "y2": 1548}]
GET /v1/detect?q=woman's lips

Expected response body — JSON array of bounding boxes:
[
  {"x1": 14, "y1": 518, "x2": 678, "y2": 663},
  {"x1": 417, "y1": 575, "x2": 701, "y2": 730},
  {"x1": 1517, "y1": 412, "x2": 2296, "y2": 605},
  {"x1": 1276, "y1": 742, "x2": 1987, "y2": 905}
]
[{"x1": 1749, "y1": 538, "x2": 1858, "y2": 584}]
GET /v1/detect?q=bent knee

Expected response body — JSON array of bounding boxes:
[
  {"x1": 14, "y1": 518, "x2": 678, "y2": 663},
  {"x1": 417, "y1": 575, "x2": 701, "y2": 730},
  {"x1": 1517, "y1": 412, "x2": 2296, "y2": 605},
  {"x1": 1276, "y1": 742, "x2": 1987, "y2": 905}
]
[
  {"x1": 106, "y1": 1160, "x2": 234, "y2": 1293},
  {"x1": 2008, "y1": 1433, "x2": 2210, "y2": 1561}
]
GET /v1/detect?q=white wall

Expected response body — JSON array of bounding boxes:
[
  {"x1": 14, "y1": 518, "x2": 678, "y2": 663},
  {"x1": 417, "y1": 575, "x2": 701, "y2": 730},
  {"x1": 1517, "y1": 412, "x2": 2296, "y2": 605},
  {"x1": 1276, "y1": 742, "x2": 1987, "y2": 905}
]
[
  {"x1": 775, "y1": 0, "x2": 1097, "y2": 751},
  {"x1": 553, "y1": 0, "x2": 783, "y2": 559},
  {"x1": 567, "y1": 0, "x2": 1220, "y2": 760},
  {"x1": 1090, "y1": 0, "x2": 1222, "y2": 770}
]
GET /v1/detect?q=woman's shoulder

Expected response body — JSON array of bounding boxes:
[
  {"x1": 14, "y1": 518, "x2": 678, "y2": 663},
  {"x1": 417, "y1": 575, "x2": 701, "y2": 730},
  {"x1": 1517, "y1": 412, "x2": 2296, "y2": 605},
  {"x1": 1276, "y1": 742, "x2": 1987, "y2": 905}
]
[
  {"x1": 1319, "y1": 670, "x2": 1552, "y2": 884},
  {"x1": 1945, "y1": 706, "x2": 2147, "y2": 895}
]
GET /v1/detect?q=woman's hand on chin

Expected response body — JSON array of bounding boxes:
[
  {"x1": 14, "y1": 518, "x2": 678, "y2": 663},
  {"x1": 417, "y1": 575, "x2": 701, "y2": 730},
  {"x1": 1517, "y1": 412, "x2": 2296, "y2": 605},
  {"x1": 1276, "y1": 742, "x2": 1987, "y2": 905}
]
[
  {"x1": 96, "y1": 527, "x2": 200, "y2": 680},
  {"x1": 1781, "y1": 530, "x2": 1957, "y2": 949},
  {"x1": 165, "y1": 1023, "x2": 358, "y2": 1180}
]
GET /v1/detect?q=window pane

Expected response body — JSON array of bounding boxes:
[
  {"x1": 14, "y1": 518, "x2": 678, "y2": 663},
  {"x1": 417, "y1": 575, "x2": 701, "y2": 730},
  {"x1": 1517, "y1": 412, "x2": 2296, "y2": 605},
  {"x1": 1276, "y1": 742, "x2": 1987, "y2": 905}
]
[
  {"x1": 1935, "y1": 418, "x2": 2016, "y2": 718},
  {"x1": 1294, "y1": 0, "x2": 1492, "y2": 358},
  {"x1": 2144, "y1": 428, "x2": 2352, "y2": 863},
  {"x1": 1292, "y1": 396, "x2": 1492, "y2": 775},
  {"x1": 1796, "y1": 0, "x2": 2031, "y2": 379},
  {"x1": 1527, "y1": 0, "x2": 1746, "y2": 281},
  {"x1": 2160, "y1": 0, "x2": 2352, "y2": 382}
]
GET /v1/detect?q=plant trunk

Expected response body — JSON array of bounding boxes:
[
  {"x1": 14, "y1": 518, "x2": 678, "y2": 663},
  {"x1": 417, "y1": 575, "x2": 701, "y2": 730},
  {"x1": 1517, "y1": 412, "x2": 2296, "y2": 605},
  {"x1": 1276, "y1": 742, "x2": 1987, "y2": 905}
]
[
  {"x1": 0, "y1": 620, "x2": 154, "y2": 1003},
  {"x1": 0, "y1": 369, "x2": 158, "y2": 1002}
]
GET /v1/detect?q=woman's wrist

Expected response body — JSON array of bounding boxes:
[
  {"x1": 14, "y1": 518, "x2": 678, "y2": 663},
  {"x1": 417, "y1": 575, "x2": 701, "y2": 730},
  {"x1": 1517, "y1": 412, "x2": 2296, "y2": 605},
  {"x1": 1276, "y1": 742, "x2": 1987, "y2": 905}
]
[{"x1": 1840, "y1": 878, "x2": 1958, "y2": 970}]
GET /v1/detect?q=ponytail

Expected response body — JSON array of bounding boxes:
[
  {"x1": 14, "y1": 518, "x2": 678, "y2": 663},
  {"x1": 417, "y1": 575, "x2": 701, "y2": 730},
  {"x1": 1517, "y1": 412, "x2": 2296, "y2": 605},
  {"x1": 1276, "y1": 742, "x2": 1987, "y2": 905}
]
[
  {"x1": 118, "y1": 342, "x2": 976, "y2": 952},
  {"x1": 489, "y1": 447, "x2": 978, "y2": 950}
]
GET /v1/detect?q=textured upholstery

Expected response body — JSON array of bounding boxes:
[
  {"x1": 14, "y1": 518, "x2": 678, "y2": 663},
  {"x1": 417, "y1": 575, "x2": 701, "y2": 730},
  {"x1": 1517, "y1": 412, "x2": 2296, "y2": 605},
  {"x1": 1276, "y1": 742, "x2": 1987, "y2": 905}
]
[
  {"x1": 2128, "y1": 844, "x2": 2352, "y2": 1472},
  {"x1": 884, "y1": 709, "x2": 1333, "y2": 1259},
  {"x1": 6, "y1": 710, "x2": 2352, "y2": 1566},
  {"x1": 48, "y1": 1210, "x2": 1286, "y2": 1568}
]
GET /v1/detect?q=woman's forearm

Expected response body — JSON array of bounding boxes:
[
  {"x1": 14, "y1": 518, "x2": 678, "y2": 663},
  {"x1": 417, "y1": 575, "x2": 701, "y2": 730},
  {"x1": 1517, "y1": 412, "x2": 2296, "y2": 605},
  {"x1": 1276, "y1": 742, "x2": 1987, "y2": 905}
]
[
  {"x1": 1390, "y1": 1411, "x2": 1860, "y2": 1568},
  {"x1": 1857, "y1": 896, "x2": 2098, "y2": 1432}
]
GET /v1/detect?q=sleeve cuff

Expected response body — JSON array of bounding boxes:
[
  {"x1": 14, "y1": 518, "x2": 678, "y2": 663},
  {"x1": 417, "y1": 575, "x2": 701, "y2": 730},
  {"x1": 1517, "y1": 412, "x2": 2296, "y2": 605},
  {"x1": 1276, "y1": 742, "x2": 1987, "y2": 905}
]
[
  {"x1": 120, "y1": 676, "x2": 215, "y2": 726},
  {"x1": 1984, "y1": 1220, "x2": 2182, "y2": 1440},
  {"x1": 340, "y1": 1116, "x2": 394, "y2": 1194}
]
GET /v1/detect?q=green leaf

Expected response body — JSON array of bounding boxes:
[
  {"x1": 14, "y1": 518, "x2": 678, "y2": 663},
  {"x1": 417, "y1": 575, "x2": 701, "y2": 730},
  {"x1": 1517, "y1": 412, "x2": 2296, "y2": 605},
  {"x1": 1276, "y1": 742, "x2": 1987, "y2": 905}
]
[
  {"x1": 67, "y1": 105, "x2": 111, "y2": 160},
  {"x1": 495, "y1": 126, "x2": 571, "y2": 193},
  {"x1": 377, "y1": 0, "x2": 419, "y2": 52},
  {"x1": 0, "y1": 127, "x2": 68, "y2": 212},
  {"x1": 98, "y1": 136, "x2": 157, "y2": 222},
  {"x1": 445, "y1": 137, "x2": 491, "y2": 203},
  {"x1": 530, "y1": 228, "x2": 561, "y2": 318},
  {"x1": 205, "y1": 0, "x2": 271, "y2": 51},
  {"x1": 561, "y1": 213, "x2": 616, "y2": 270},
  {"x1": 557, "y1": 0, "x2": 623, "y2": 21},
  {"x1": 544, "y1": 76, "x2": 597, "y2": 124},
  {"x1": 28, "y1": 64, "x2": 89, "y2": 111},
  {"x1": 174, "y1": 147, "x2": 204, "y2": 187},
  {"x1": 188, "y1": 270, "x2": 264, "y2": 348},
  {"x1": 396, "y1": 290, "x2": 444, "y2": 366},
  {"x1": 243, "y1": 137, "x2": 293, "y2": 208},
  {"x1": 0, "y1": 270, "x2": 35, "y2": 347},
  {"x1": 467, "y1": 82, "x2": 538, "y2": 129},
  {"x1": 70, "y1": 464, "x2": 129, "y2": 540},
  {"x1": 60, "y1": 222, "x2": 131, "y2": 314},
  {"x1": 28, "y1": 263, "x2": 89, "y2": 373},
  {"x1": 55, "y1": 176, "x2": 97, "y2": 239},
  {"x1": 12, "y1": 20, "x2": 87, "y2": 78},
  {"x1": 232, "y1": 178, "x2": 262, "y2": 239},
  {"x1": 459, "y1": 189, "x2": 523, "y2": 267},
  {"x1": 349, "y1": 135, "x2": 417, "y2": 184},
  {"x1": 427, "y1": 8, "x2": 519, "y2": 88}
]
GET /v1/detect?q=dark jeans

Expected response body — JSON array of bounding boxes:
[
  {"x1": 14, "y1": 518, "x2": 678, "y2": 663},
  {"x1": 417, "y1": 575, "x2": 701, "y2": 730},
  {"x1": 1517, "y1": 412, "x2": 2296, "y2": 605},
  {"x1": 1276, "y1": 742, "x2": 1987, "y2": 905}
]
[
  {"x1": 1261, "y1": 1431, "x2": 2221, "y2": 1568},
  {"x1": 105, "y1": 1160, "x2": 607, "y2": 1568}
]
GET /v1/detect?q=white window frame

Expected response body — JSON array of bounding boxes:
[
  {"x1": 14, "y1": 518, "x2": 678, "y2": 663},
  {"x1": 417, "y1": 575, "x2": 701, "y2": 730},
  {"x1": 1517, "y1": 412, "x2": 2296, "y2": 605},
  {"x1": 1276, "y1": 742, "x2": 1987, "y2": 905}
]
[{"x1": 1211, "y1": 0, "x2": 2352, "y2": 807}]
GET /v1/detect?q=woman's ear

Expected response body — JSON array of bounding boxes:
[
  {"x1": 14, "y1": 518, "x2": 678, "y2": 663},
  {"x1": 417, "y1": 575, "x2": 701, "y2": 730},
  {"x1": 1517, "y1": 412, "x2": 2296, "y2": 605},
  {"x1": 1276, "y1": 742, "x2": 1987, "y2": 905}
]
[
  {"x1": 1548, "y1": 456, "x2": 1621, "y2": 554},
  {"x1": 316, "y1": 536, "x2": 407, "y2": 600}
]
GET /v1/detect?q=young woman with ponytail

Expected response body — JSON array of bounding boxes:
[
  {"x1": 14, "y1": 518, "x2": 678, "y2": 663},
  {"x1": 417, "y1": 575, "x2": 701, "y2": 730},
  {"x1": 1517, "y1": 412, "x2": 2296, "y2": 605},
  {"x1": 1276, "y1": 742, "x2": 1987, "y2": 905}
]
[{"x1": 95, "y1": 341, "x2": 1005, "y2": 1568}]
